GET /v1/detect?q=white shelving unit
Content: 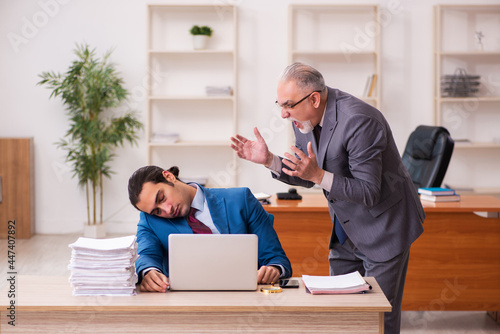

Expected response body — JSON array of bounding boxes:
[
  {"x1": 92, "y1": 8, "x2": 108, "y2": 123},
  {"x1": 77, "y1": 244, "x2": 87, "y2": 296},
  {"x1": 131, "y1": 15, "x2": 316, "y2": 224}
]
[
  {"x1": 434, "y1": 5, "x2": 500, "y2": 149},
  {"x1": 146, "y1": 4, "x2": 238, "y2": 187},
  {"x1": 434, "y1": 4, "x2": 500, "y2": 194},
  {"x1": 285, "y1": 4, "x2": 380, "y2": 193},
  {"x1": 288, "y1": 5, "x2": 381, "y2": 108}
]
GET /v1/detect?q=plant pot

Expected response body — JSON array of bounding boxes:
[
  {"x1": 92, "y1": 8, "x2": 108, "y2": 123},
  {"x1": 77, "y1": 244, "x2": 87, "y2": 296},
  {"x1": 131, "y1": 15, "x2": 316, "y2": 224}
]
[
  {"x1": 84, "y1": 224, "x2": 106, "y2": 239},
  {"x1": 193, "y1": 35, "x2": 209, "y2": 50}
]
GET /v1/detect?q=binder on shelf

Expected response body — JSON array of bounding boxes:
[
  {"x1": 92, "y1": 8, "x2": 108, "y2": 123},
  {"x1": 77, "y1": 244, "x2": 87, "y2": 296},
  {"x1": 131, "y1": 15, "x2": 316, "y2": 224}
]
[{"x1": 417, "y1": 187, "x2": 456, "y2": 196}]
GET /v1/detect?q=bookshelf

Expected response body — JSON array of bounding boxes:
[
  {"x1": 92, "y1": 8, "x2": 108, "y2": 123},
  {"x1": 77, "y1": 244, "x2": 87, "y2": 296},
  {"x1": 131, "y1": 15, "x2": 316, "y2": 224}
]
[
  {"x1": 146, "y1": 4, "x2": 238, "y2": 187},
  {"x1": 434, "y1": 5, "x2": 500, "y2": 148},
  {"x1": 433, "y1": 5, "x2": 500, "y2": 194},
  {"x1": 288, "y1": 4, "x2": 381, "y2": 108}
]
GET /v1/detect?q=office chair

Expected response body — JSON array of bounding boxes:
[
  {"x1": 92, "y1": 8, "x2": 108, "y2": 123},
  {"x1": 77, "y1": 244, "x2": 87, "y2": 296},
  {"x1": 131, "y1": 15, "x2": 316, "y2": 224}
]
[{"x1": 402, "y1": 125, "x2": 455, "y2": 189}]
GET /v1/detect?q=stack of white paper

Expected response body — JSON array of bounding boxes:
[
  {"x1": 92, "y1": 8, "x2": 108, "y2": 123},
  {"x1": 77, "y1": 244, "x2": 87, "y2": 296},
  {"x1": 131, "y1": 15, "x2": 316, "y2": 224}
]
[{"x1": 68, "y1": 235, "x2": 139, "y2": 296}]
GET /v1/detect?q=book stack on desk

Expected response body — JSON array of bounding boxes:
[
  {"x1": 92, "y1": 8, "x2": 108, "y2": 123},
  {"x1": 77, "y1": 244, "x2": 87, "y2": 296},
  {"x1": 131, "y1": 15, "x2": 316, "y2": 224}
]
[
  {"x1": 418, "y1": 187, "x2": 461, "y2": 202},
  {"x1": 68, "y1": 235, "x2": 139, "y2": 296}
]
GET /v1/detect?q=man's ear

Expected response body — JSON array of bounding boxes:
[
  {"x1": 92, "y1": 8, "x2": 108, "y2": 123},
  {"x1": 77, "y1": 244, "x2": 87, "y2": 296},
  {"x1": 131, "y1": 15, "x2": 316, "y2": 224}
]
[
  {"x1": 162, "y1": 170, "x2": 176, "y2": 183},
  {"x1": 311, "y1": 91, "x2": 321, "y2": 108}
]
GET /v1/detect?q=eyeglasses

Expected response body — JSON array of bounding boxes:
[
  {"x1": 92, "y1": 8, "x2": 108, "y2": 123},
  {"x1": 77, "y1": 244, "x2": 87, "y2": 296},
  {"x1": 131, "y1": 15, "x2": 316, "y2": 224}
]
[{"x1": 275, "y1": 90, "x2": 322, "y2": 110}]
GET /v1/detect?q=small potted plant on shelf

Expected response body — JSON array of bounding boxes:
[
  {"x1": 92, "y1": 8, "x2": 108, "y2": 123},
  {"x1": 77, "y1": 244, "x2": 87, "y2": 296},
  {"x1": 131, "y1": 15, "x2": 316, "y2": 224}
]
[
  {"x1": 190, "y1": 25, "x2": 213, "y2": 50},
  {"x1": 38, "y1": 43, "x2": 143, "y2": 238}
]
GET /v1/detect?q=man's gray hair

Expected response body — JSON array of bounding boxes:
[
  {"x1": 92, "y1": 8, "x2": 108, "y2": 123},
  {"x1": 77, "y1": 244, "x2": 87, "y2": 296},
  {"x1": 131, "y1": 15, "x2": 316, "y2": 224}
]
[{"x1": 279, "y1": 62, "x2": 326, "y2": 92}]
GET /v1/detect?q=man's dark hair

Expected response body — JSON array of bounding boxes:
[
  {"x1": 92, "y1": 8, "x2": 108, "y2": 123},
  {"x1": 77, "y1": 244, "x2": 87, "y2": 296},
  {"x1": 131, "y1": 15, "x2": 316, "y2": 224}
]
[{"x1": 128, "y1": 165, "x2": 180, "y2": 210}]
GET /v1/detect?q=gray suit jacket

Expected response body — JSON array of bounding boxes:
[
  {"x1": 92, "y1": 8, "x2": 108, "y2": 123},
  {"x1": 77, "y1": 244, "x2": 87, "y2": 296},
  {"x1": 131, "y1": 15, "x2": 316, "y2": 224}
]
[{"x1": 273, "y1": 87, "x2": 425, "y2": 262}]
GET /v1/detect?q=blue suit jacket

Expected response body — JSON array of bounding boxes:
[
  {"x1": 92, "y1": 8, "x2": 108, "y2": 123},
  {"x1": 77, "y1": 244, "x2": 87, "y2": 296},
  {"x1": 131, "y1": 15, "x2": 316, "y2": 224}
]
[{"x1": 135, "y1": 186, "x2": 292, "y2": 279}]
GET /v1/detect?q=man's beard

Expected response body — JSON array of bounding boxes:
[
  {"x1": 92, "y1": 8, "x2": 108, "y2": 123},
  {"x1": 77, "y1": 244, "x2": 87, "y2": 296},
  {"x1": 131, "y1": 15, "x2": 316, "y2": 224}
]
[{"x1": 290, "y1": 118, "x2": 314, "y2": 134}]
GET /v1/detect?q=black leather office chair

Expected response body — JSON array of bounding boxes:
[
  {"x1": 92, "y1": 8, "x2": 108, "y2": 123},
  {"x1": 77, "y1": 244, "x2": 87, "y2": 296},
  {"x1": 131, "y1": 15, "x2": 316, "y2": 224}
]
[{"x1": 402, "y1": 125, "x2": 454, "y2": 189}]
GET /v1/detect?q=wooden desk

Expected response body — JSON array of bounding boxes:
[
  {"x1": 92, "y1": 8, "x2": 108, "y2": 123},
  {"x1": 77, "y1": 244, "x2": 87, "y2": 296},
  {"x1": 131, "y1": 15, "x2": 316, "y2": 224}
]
[
  {"x1": 0, "y1": 276, "x2": 390, "y2": 333},
  {"x1": 263, "y1": 194, "x2": 500, "y2": 311}
]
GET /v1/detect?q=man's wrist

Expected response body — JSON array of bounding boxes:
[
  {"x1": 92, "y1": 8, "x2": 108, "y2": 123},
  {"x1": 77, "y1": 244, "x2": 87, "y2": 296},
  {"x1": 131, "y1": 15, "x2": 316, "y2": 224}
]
[
  {"x1": 319, "y1": 170, "x2": 334, "y2": 191},
  {"x1": 141, "y1": 267, "x2": 161, "y2": 280},
  {"x1": 264, "y1": 151, "x2": 273, "y2": 168},
  {"x1": 313, "y1": 169, "x2": 325, "y2": 185},
  {"x1": 269, "y1": 264, "x2": 285, "y2": 277}
]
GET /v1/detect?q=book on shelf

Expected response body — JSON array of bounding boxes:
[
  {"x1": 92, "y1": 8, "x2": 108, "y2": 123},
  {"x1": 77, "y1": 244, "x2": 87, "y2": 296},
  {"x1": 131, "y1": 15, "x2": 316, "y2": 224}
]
[
  {"x1": 363, "y1": 74, "x2": 378, "y2": 97},
  {"x1": 420, "y1": 194, "x2": 461, "y2": 202},
  {"x1": 302, "y1": 271, "x2": 372, "y2": 295},
  {"x1": 368, "y1": 74, "x2": 377, "y2": 97},
  {"x1": 205, "y1": 85, "x2": 233, "y2": 96},
  {"x1": 417, "y1": 187, "x2": 456, "y2": 196},
  {"x1": 363, "y1": 75, "x2": 372, "y2": 97}
]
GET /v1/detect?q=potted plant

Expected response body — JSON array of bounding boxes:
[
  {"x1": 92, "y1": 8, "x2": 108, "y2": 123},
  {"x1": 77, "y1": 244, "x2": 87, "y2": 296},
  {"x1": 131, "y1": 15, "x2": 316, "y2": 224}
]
[
  {"x1": 189, "y1": 25, "x2": 213, "y2": 50},
  {"x1": 38, "y1": 43, "x2": 143, "y2": 238}
]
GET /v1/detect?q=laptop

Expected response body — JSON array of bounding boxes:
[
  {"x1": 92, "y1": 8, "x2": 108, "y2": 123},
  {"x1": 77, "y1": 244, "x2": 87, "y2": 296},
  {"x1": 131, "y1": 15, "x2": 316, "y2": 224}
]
[{"x1": 168, "y1": 234, "x2": 258, "y2": 291}]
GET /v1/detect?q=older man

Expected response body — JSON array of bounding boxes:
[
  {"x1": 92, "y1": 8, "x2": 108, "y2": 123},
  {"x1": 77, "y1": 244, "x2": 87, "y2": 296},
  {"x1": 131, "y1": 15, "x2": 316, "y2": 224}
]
[{"x1": 231, "y1": 62, "x2": 425, "y2": 333}]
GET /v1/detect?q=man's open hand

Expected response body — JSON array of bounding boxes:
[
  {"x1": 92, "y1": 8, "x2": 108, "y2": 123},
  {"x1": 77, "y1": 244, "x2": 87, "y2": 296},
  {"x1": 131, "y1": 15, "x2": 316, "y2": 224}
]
[
  {"x1": 282, "y1": 142, "x2": 324, "y2": 184},
  {"x1": 230, "y1": 127, "x2": 273, "y2": 167}
]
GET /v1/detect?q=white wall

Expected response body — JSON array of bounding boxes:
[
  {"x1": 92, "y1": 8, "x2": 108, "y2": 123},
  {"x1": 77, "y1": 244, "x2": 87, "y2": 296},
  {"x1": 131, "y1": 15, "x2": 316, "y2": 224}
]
[{"x1": 1, "y1": 0, "x2": 499, "y2": 235}]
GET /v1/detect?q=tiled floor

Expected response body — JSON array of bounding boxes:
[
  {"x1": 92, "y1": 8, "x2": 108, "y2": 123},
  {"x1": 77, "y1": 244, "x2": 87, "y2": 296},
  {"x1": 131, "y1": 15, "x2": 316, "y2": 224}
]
[
  {"x1": 401, "y1": 311, "x2": 499, "y2": 333},
  {"x1": 1, "y1": 234, "x2": 499, "y2": 333}
]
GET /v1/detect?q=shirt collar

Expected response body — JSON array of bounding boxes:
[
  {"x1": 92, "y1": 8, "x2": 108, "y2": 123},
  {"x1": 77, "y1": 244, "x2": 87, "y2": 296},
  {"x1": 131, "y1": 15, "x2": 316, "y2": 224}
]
[
  {"x1": 319, "y1": 102, "x2": 327, "y2": 127},
  {"x1": 188, "y1": 183, "x2": 205, "y2": 212}
]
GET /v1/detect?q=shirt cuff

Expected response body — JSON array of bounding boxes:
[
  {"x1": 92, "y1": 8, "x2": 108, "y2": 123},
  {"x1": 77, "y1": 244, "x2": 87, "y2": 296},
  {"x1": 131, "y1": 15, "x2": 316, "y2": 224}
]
[
  {"x1": 141, "y1": 267, "x2": 162, "y2": 280},
  {"x1": 267, "y1": 154, "x2": 282, "y2": 176},
  {"x1": 319, "y1": 171, "x2": 334, "y2": 191},
  {"x1": 269, "y1": 264, "x2": 286, "y2": 278}
]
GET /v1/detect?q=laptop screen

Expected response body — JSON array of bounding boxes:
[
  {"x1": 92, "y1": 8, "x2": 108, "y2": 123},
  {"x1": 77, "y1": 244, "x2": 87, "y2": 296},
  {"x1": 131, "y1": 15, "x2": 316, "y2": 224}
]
[{"x1": 168, "y1": 234, "x2": 258, "y2": 291}]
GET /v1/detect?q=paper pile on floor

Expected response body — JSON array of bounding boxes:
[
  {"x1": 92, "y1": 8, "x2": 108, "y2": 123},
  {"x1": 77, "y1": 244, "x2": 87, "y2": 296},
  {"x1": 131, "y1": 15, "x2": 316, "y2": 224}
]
[{"x1": 68, "y1": 235, "x2": 138, "y2": 296}]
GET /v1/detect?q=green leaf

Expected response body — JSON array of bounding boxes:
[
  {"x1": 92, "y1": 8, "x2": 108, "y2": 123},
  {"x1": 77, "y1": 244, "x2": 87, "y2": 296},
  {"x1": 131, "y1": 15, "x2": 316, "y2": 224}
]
[{"x1": 38, "y1": 43, "x2": 144, "y2": 225}]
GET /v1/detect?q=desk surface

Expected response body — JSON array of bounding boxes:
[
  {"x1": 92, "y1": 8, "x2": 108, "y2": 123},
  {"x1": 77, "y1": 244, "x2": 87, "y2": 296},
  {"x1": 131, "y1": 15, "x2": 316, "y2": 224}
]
[
  {"x1": 0, "y1": 276, "x2": 390, "y2": 313},
  {"x1": 0, "y1": 276, "x2": 390, "y2": 333},
  {"x1": 262, "y1": 193, "x2": 500, "y2": 311},
  {"x1": 263, "y1": 194, "x2": 500, "y2": 213}
]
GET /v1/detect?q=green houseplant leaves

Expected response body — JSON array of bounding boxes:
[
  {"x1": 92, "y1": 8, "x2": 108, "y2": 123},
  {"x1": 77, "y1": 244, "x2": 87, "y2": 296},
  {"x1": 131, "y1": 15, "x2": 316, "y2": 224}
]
[
  {"x1": 189, "y1": 25, "x2": 213, "y2": 36},
  {"x1": 38, "y1": 43, "x2": 143, "y2": 226}
]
